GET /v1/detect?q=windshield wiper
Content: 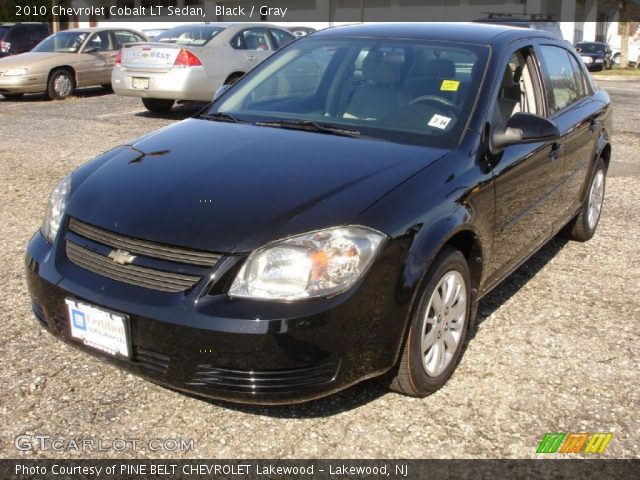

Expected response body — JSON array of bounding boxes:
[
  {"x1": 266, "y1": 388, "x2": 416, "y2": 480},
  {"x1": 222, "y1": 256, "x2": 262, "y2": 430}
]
[
  {"x1": 254, "y1": 119, "x2": 362, "y2": 138},
  {"x1": 197, "y1": 112, "x2": 246, "y2": 124}
]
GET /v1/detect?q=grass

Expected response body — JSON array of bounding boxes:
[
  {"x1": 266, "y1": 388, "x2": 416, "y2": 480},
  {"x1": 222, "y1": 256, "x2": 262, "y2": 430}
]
[{"x1": 592, "y1": 66, "x2": 640, "y2": 76}]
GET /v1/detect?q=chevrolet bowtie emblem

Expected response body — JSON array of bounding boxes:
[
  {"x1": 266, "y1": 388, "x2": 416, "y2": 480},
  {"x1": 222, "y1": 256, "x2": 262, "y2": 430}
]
[{"x1": 108, "y1": 249, "x2": 137, "y2": 265}]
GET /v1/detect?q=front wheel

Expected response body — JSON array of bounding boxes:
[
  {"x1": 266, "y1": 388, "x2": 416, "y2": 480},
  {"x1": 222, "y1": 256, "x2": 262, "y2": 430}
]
[
  {"x1": 390, "y1": 247, "x2": 472, "y2": 397},
  {"x1": 47, "y1": 69, "x2": 74, "y2": 100},
  {"x1": 141, "y1": 98, "x2": 174, "y2": 113},
  {"x1": 563, "y1": 158, "x2": 607, "y2": 242}
]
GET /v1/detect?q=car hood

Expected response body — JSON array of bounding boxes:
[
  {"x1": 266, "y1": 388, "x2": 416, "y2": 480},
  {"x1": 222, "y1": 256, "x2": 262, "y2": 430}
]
[
  {"x1": 67, "y1": 119, "x2": 448, "y2": 253},
  {"x1": 0, "y1": 51, "x2": 74, "y2": 70}
]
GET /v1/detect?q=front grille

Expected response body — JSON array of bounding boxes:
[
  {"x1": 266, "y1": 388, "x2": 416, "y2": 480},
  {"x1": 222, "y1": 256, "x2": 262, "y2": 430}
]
[
  {"x1": 66, "y1": 241, "x2": 201, "y2": 293},
  {"x1": 187, "y1": 361, "x2": 339, "y2": 393},
  {"x1": 68, "y1": 218, "x2": 220, "y2": 267},
  {"x1": 66, "y1": 218, "x2": 221, "y2": 293}
]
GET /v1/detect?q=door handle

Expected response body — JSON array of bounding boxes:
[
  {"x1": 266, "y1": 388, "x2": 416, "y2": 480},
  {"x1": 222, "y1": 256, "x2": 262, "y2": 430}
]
[
  {"x1": 246, "y1": 55, "x2": 257, "y2": 61},
  {"x1": 549, "y1": 143, "x2": 565, "y2": 161}
]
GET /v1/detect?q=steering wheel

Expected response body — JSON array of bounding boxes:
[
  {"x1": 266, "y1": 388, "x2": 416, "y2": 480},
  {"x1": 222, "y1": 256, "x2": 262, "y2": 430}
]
[{"x1": 409, "y1": 95, "x2": 461, "y2": 115}]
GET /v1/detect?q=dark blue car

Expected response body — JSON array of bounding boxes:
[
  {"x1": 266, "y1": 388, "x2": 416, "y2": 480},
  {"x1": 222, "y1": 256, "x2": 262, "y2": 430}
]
[{"x1": 26, "y1": 23, "x2": 612, "y2": 404}]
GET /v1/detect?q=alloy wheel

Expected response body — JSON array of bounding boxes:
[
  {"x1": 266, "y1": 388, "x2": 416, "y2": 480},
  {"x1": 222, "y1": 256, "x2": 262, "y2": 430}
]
[
  {"x1": 420, "y1": 270, "x2": 467, "y2": 377},
  {"x1": 587, "y1": 169, "x2": 605, "y2": 229}
]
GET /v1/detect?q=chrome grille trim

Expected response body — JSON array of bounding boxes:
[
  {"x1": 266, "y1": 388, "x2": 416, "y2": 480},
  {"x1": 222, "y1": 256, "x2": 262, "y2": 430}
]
[
  {"x1": 68, "y1": 218, "x2": 221, "y2": 267},
  {"x1": 66, "y1": 241, "x2": 200, "y2": 293}
]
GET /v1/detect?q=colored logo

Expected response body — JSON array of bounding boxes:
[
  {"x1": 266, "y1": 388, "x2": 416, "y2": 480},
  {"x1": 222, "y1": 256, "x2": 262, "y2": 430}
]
[
  {"x1": 71, "y1": 310, "x2": 86, "y2": 330},
  {"x1": 537, "y1": 433, "x2": 613, "y2": 454}
]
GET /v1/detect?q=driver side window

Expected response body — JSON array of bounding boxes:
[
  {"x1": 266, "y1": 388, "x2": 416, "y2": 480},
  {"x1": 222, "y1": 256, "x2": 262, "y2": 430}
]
[{"x1": 494, "y1": 48, "x2": 539, "y2": 130}]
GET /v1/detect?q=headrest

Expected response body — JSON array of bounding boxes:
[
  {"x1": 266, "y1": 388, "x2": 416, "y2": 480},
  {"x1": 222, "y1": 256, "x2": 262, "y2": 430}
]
[
  {"x1": 426, "y1": 58, "x2": 456, "y2": 79},
  {"x1": 362, "y1": 51, "x2": 403, "y2": 84}
]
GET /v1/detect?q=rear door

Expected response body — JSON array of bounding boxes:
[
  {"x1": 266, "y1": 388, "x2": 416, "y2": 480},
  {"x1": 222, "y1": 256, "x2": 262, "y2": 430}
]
[
  {"x1": 231, "y1": 28, "x2": 274, "y2": 70},
  {"x1": 77, "y1": 31, "x2": 117, "y2": 86},
  {"x1": 535, "y1": 44, "x2": 602, "y2": 226}
]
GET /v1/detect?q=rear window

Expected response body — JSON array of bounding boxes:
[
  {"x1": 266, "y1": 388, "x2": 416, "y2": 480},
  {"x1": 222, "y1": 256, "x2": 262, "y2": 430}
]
[{"x1": 154, "y1": 25, "x2": 223, "y2": 46}]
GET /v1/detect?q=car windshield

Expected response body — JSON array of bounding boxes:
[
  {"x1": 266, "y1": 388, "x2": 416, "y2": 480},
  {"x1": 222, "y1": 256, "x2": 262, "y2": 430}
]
[
  {"x1": 32, "y1": 31, "x2": 88, "y2": 53},
  {"x1": 208, "y1": 37, "x2": 489, "y2": 148},
  {"x1": 154, "y1": 25, "x2": 223, "y2": 46},
  {"x1": 577, "y1": 43, "x2": 605, "y2": 54}
]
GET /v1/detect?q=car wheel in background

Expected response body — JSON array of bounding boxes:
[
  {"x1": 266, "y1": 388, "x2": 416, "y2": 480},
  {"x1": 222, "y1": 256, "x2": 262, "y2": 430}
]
[
  {"x1": 389, "y1": 246, "x2": 472, "y2": 397},
  {"x1": 563, "y1": 157, "x2": 607, "y2": 242},
  {"x1": 141, "y1": 98, "x2": 175, "y2": 113},
  {"x1": 224, "y1": 72, "x2": 244, "y2": 86},
  {"x1": 2, "y1": 93, "x2": 24, "y2": 100},
  {"x1": 47, "y1": 69, "x2": 74, "y2": 100},
  {"x1": 613, "y1": 53, "x2": 620, "y2": 65}
]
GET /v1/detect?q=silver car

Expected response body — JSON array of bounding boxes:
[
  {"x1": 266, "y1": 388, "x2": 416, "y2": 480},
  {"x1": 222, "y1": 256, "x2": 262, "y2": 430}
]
[{"x1": 112, "y1": 23, "x2": 295, "y2": 112}]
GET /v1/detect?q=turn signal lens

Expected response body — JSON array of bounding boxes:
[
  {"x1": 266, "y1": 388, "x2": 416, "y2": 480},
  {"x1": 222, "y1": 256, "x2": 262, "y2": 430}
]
[{"x1": 115, "y1": 48, "x2": 122, "y2": 65}]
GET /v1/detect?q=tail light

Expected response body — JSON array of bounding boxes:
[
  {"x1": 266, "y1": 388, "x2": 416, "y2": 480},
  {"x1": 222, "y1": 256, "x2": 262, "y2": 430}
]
[
  {"x1": 174, "y1": 49, "x2": 202, "y2": 67},
  {"x1": 115, "y1": 48, "x2": 122, "y2": 65},
  {"x1": 0, "y1": 41, "x2": 10, "y2": 53}
]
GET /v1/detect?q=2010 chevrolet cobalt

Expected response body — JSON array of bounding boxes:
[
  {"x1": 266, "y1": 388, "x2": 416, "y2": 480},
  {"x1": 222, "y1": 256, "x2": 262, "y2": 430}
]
[{"x1": 26, "y1": 23, "x2": 612, "y2": 404}]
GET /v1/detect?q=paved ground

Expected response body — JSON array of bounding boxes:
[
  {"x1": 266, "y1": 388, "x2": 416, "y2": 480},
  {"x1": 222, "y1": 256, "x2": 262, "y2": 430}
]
[{"x1": 0, "y1": 80, "x2": 638, "y2": 459}]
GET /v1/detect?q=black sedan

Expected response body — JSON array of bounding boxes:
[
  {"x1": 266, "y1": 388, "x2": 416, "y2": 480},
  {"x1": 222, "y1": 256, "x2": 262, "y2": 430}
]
[
  {"x1": 576, "y1": 41, "x2": 613, "y2": 71},
  {"x1": 26, "y1": 23, "x2": 612, "y2": 404}
]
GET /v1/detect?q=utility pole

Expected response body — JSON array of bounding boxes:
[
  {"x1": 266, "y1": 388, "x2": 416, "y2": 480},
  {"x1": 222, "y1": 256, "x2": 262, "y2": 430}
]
[
  {"x1": 620, "y1": 1, "x2": 629, "y2": 68},
  {"x1": 52, "y1": 0, "x2": 59, "y2": 33}
]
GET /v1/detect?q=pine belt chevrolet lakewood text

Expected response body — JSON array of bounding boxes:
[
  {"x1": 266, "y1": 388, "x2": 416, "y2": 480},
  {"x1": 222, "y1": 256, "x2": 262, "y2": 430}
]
[{"x1": 26, "y1": 23, "x2": 612, "y2": 404}]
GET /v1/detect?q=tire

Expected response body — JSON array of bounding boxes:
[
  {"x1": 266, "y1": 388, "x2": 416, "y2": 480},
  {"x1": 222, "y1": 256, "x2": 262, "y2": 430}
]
[
  {"x1": 563, "y1": 158, "x2": 607, "y2": 242},
  {"x1": 2, "y1": 93, "x2": 24, "y2": 100},
  {"x1": 613, "y1": 53, "x2": 620, "y2": 65},
  {"x1": 47, "y1": 69, "x2": 74, "y2": 100},
  {"x1": 141, "y1": 98, "x2": 174, "y2": 113},
  {"x1": 390, "y1": 246, "x2": 472, "y2": 397},
  {"x1": 224, "y1": 73, "x2": 244, "y2": 85}
]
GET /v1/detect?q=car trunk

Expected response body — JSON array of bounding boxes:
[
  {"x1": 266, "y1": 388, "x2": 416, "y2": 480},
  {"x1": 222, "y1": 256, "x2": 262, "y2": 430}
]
[{"x1": 120, "y1": 42, "x2": 185, "y2": 72}]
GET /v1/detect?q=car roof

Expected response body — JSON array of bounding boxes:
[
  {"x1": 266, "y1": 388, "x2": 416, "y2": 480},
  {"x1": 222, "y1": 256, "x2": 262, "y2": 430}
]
[
  {"x1": 314, "y1": 22, "x2": 557, "y2": 45},
  {"x1": 64, "y1": 27, "x2": 139, "y2": 33}
]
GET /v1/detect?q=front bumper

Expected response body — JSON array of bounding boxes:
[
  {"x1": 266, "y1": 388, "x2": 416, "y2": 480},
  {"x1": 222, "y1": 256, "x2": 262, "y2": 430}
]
[
  {"x1": 111, "y1": 66, "x2": 220, "y2": 103},
  {"x1": 0, "y1": 73, "x2": 47, "y2": 94},
  {"x1": 26, "y1": 230, "x2": 411, "y2": 404}
]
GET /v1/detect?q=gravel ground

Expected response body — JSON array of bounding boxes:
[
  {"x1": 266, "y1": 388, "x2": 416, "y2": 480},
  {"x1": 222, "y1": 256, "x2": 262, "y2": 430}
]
[{"x1": 0, "y1": 80, "x2": 638, "y2": 460}]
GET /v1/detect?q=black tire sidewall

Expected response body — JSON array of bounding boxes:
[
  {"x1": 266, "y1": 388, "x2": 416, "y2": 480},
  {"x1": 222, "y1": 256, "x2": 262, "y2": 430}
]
[
  {"x1": 48, "y1": 70, "x2": 73, "y2": 100},
  {"x1": 405, "y1": 248, "x2": 472, "y2": 393}
]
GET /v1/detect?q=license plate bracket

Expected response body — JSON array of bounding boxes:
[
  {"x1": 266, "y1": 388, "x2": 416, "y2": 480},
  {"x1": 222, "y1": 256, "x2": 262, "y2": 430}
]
[
  {"x1": 132, "y1": 77, "x2": 149, "y2": 89},
  {"x1": 65, "y1": 299, "x2": 132, "y2": 359}
]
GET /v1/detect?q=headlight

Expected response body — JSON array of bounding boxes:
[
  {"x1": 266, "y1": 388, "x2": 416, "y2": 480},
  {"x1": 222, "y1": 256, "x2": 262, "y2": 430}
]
[
  {"x1": 4, "y1": 68, "x2": 28, "y2": 76},
  {"x1": 229, "y1": 226, "x2": 386, "y2": 301},
  {"x1": 41, "y1": 176, "x2": 71, "y2": 243}
]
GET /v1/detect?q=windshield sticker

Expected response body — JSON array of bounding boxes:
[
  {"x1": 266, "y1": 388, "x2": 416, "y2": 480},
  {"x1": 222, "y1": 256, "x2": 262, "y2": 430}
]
[
  {"x1": 428, "y1": 114, "x2": 452, "y2": 130},
  {"x1": 440, "y1": 80, "x2": 460, "y2": 92}
]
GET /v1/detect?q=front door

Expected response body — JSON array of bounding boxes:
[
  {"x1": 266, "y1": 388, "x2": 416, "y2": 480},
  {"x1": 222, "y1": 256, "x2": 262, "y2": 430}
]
[
  {"x1": 487, "y1": 46, "x2": 565, "y2": 284},
  {"x1": 76, "y1": 31, "x2": 118, "y2": 86}
]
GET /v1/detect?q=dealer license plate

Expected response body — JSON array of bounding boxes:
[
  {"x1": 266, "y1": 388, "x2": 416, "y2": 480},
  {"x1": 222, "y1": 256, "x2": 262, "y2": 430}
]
[
  {"x1": 65, "y1": 299, "x2": 130, "y2": 358},
  {"x1": 132, "y1": 77, "x2": 149, "y2": 89}
]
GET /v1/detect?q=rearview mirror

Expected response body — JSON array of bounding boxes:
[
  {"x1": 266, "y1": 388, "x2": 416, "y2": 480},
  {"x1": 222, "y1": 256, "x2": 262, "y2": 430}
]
[
  {"x1": 213, "y1": 84, "x2": 231, "y2": 101},
  {"x1": 492, "y1": 112, "x2": 560, "y2": 151}
]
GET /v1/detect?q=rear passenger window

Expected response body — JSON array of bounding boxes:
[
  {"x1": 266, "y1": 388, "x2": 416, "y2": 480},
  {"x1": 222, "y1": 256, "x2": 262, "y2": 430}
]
[
  {"x1": 233, "y1": 29, "x2": 272, "y2": 51},
  {"x1": 114, "y1": 31, "x2": 145, "y2": 48},
  {"x1": 269, "y1": 29, "x2": 294, "y2": 49},
  {"x1": 538, "y1": 45, "x2": 585, "y2": 114}
]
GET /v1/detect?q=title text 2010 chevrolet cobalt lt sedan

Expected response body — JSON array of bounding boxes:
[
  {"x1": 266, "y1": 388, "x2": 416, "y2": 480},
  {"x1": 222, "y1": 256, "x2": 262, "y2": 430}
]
[{"x1": 26, "y1": 23, "x2": 612, "y2": 404}]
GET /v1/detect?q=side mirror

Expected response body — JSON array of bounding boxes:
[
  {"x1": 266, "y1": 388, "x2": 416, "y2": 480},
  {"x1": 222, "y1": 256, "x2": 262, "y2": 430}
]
[
  {"x1": 213, "y1": 84, "x2": 230, "y2": 101},
  {"x1": 492, "y1": 112, "x2": 560, "y2": 151}
]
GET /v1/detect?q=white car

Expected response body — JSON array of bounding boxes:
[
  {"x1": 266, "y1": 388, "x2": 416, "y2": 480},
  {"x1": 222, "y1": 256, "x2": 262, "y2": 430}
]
[{"x1": 112, "y1": 23, "x2": 295, "y2": 112}]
